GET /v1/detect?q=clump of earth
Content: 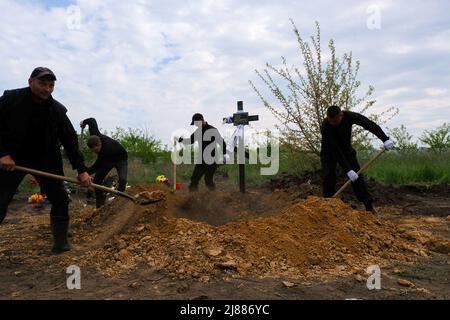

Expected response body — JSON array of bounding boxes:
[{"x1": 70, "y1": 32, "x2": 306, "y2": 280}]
[{"x1": 59, "y1": 184, "x2": 448, "y2": 282}]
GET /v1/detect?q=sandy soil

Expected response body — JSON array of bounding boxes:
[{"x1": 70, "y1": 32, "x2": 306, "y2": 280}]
[{"x1": 0, "y1": 179, "x2": 448, "y2": 300}]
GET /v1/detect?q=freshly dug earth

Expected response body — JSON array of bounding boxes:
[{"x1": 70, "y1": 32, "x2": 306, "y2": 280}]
[
  {"x1": 52, "y1": 184, "x2": 446, "y2": 282},
  {"x1": 1, "y1": 182, "x2": 449, "y2": 300}
]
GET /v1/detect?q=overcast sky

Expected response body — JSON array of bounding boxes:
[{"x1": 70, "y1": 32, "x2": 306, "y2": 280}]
[{"x1": 1, "y1": 0, "x2": 449, "y2": 147}]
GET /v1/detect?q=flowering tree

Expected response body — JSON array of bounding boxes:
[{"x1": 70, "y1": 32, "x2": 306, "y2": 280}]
[{"x1": 250, "y1": 20, "x2": 398, "y2": 155}]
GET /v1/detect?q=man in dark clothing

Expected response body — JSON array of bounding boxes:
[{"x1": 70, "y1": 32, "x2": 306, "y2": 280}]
[
  {"x1": 178, "y1": 113, "x2": 228, "y2": 192},
  {"x1": 321, "y1": 106, "x2": 395, "y2": 216},
  {"x1": 80, "y1": 118, "x2": 128, "y2": 208},
  {"x1": 0, "y1": 67, "x2": 91, "y2": 253}
]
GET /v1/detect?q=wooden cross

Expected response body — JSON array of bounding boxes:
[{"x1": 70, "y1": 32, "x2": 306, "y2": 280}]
[{"x1": 225, "y1": 101, "x2": 259, "y2": 193}]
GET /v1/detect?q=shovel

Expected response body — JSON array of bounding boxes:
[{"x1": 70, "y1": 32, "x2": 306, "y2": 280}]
[
  {"x1": 79, "y1": 127, "x2": 85, "y2": 150},
  {"x1": 14, "y1": 166, "x2": 155, "y2": 205},
  {"x1": 333, "y1": 149, "x2": 386, "y2": 198},
  {"x1": 172, "y1": 138, "x2": 177, "y2": 193}
]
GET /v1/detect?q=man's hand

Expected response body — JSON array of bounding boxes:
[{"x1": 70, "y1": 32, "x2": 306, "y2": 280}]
[
  {"x1": 223, "y1": 154, "x2": 231, "y2": 164},
  {"x1": 0, "y1": 155, "x2": 16, "y2": 171},
  {"x1": 80, "y1": 121, "x2": 86, "y2": 128},
  {"x1": 384, "y1": 139, "x2": 395, "y2": 150},
  {"x1": 347, "y1": 170, "x2": 359, "y2": 182},
  {"x1": 77, "y1": 172, "x2": 92, "y2": 187}
]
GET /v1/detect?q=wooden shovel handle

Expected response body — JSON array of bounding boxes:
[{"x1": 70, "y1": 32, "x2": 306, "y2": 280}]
[
  {"x1": 173, "y1": 139, "x2": 177, "y2": 192},
  {"x1": 14, "y1": 165, "x2": 134, "y2": 201},
  {"x1": 79, "y1": 127, "x2": 84, "y2": 150},
  {"x1": 333, "y1": 149, "x2": 386, "y2": 198}
]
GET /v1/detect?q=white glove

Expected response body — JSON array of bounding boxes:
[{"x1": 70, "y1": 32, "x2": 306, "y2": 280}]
[
  {"x1": 384, "y1": 139, "x2": 395, "y2": 150},
  {"x1": 347, "y1": 170, "x2": 359, "y2": 182},
  {"x1": 223, "y1": 154, "x2": 231, "y2": 164}
]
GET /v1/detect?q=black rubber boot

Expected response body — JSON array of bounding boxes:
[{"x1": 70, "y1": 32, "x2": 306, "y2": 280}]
[
  {"x1": 364, "y1": 202, "x2": 382, "y2": 218},
  {"x1": 188, "y1": 184, "x2": 199, "y2": 192},
  {"x1": 51, "y1": 217, "x2": 72, "y2": 254},
  {"x1": 95, "y1": 189, "x2": 106, "y2": 209},
  {"x1": 118, "y1": 180, "x2": 127, "y2": 193},
  {"x1": 0, "y1": 206, "x2": 7, "y2": 224}
]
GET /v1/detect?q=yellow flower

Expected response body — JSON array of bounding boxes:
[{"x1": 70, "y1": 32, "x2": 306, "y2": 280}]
[
  {"x1": 156, "y1": 175, "x2": 167, "y2": 183},
  {"x1": 28, "y1": 193, "x2": 44, "y2": 204}
]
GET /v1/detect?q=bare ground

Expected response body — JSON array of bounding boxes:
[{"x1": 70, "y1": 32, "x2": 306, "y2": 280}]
[{"x1": 0, "y1": 179, "x2": 449, "y2": 300}]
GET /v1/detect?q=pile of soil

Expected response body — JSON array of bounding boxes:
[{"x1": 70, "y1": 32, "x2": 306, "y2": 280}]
[
  {"x1": 60, "y1": 184, "x2": 447, "y2": 282},
  {"x1": 265, "y1": 172, "x2": 450, "y2": 213}
]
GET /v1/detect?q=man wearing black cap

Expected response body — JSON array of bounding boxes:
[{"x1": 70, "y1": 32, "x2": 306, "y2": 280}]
[
  {"x1": 178, "y1": 113, "x2": 228, "y2": 192},
  {"x1": 320, "y1": 106, "x2": 395, "y2": 216},
  {"x1": 80, "y1": 118, "x2": 128, "y2": 208},
  {"x1": 0, "y1": 67, "x2": 91, "y2": 253}
]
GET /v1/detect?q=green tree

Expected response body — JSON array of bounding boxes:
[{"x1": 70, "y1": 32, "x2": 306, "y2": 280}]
[
  {"x1": 111, "y1": 127, "x2": 164, "y2": 163},
  {"x1": 420, "y1": 123, "x2": 450, "y2": 153},
  {"x1": 250, "y1": 20, "x2": 397, "y2": 156},
  {"x1": 387, "y1": 125, "x2": 418, "y2": 152}
]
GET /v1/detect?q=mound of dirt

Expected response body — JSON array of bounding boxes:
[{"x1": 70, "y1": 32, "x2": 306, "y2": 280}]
[{"x1": 64, "y1": 183, "x2": 436, "y2": 281}]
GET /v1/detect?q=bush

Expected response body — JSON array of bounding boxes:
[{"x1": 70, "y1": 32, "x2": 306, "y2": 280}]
[
  {"x1": 420, "y1": 123, "x2": 450, "y2": 153},
  {"x1": 110, "y1": 127, "x2": 165, "y2": 163},
  {"x1": 75, "y1": 127, "x2": 166, "y2": 165},
  {"x1": 388, "y1": 124, "x2": 418, "y2": 152}
]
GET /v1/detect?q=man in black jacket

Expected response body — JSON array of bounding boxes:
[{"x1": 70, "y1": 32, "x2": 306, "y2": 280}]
[
  {"x1": 0, "y1": 67, "x2": 91, "y2": 253},
  {"x1": 80, "y1": 118, "x2": 128, "y2": 208},
  {"x1": 178, "y1": 113, "x2": 228, "y2": 192},
  {"x1": 321, "y1": 106, "x2": 395, "y2": 216}
]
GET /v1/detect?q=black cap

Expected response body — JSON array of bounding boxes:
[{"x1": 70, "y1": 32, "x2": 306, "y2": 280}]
[
  {"x1": 190, "y1": 113, "x2": 204, "y2": 125},
  {"x1": 30, "y1": 67, "x2": 57, "y2": 81}
]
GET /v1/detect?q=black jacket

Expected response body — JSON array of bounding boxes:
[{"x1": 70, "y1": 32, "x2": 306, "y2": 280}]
[
  {"x1": 320, "y1": 111, "x2": 389, "y2": 172},
  {"x1": 181, "y1": 123, "x2": 226, "y2": 164},
  {"x1": 0, "y1": 87, "x2": 87, "y2": 175},
  {"x1": 82, "y1": 118, "x2": 128, "y2": 174}
]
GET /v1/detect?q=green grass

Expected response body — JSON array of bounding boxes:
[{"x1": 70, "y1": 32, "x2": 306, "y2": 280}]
[
  {"x1": 127, "y1": 158, "x2": 282, "y2": 188},
  {"x1": 16, "y1": 149, "x2": 450, "y2": 193},
  {"x1": 127, "y1": 149, "x2": 449, "y2": 187},
  {"x1": 363, "y1": 150, "x2": 450, "y2": 185}
]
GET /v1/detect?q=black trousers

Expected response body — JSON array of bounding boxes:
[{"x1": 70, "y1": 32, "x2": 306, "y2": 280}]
[
  {"x1": 93, "y1": 159, "x2": 128, "y2": 208},
  {"x1": 189, "y1": 164, "x2": 217, "y2": 192},
  {"x1": 321, "y1": 152, "x2": 373, "y2": 209},
  {"x1": 0, "y1": 170, "x2": 69, "y2": 224}
]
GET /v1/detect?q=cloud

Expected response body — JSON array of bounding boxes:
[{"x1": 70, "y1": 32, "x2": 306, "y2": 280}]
[
  {"x1": 0, "y1": 0, "x2": 449, "y2": 147},
  {"x1": 425, "y1": 88, "x2": 448, "y2": 97}
]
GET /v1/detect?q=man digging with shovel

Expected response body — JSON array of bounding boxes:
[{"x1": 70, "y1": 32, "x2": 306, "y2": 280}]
[
  {"x1": 0, "y1": 67, "x2": 91, "y2": 253},
  {"x1": 177, "y1": 113, "x2": 229, "y2": 192},
  {"x1": 80, "y1": 118, "x2": 128, "y2": 208},
  {"x1": 321, "y1": 106, "x2": 395, "y2": 216}
]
